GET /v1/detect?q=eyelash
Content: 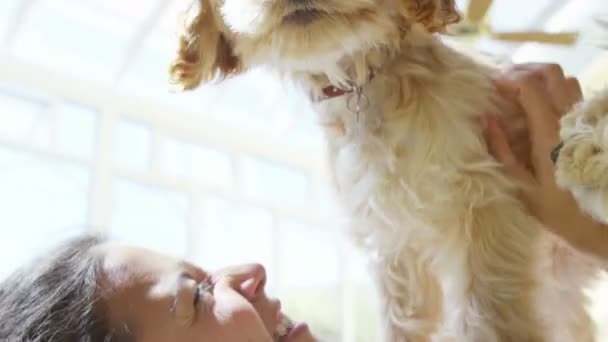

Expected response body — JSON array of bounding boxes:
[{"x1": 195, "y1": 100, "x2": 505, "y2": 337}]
[{"x1": 193, "y1": 279, "x2": 214, "y2": 306}]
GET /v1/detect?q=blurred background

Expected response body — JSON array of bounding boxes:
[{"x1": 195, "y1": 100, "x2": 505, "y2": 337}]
[{"x1": 1, "y1": 0, "x2": 608, "y2": 340}]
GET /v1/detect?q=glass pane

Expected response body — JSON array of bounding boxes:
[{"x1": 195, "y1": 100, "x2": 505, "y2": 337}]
[
  {"x1": 349, "y1": 250, "x2": 382, "y2": 342},
  {"x1": 511, "y1": 1, "x2": 604, "y2": 77},
  {"x1": 157, "y1": 0, "x2": 193, "y2": 35},
  {"x1": 12, "y1": 0, "x2": 134, "y2": 84},
  {"x1": 160, "y1": 137, "x2": 234, "y2": 189},
  {"x1": 0, "y1": 0, "x2": 21, "y2": 38},
  {"x1": 241, "y1": 156, "x2": 310, "y2": 208},
  {"x1": 204, "y1": 68, "x2": 284, "y2": 126},
  {"x1": 487, "y1": 0, "x2": 553, "y2": 31},
  {"x1": 195, "y1": 198, "x2": 275, "y2": 284},
  {"x1": 117, "y1": 33, "x2": 224, "y2": 114},
  {"x1": 109, "y1": 179, "x2": 190, "y2": 258},
  {"x1": 83, "y1": 0, "x2": 159, "y2": 24},
  {"x1": 589, "y1": 274, "x2": 608, "y2": 341},
  {"x1": 117, "y1": 34, "x2": 175, "y2": 100},
  {"x1": 0, "y1": 87, "x2": 51, "y2": 147},
  {"x1": 53, "y1": 102, "x2": 98, "y2": 160},
  {"x1": 281, "y1": 96, "x2": 324, "y2": 152},
  {"x1": 315, "y1": 180, "x2": 340, "y2": 217},
  {"x1": 113, "y1": 118, "x2": 151, "y2": 172},
  {"x1": 0, "y1": 146, "x2": 90, "y2": 279},
  {"x1": 279, "y1": 221, "x2": 341, "y2": 341}
]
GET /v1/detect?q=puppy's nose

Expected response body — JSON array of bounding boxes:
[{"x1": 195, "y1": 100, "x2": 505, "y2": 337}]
[{"x1": 551, "y1": 141, "x2": 564, "y2": 163}]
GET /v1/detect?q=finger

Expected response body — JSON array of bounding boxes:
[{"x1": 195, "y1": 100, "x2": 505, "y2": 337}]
[
  {"x1": 497, "y1": 66, "x2": 565, "y2": 181},
  {"x1": 510, "y1": 71, "x2": 560, "y2": 145},
  {"x1": 501, "y1": 115, "x2": 528, "y2": 141},
  {"x1": 511, "y1": 64, "x2": 583, "y2": 117},
  {"x1": 484, "y1": 116, "x2": 535, "y2": 185},
  {"x1": 512, "y1": 63, "x2": 565, "y2": 85},
  {"x1": 547, "y1": 76, "x2": 583, "y2": 116},
  {"x1": 510, "y1": 63, "x2": 575, "y2": 115},
  {"x1": 511, "y1": 141, "x2": 532, "y2": 169},
  {"x1": 500, "y1": 115, "x2": 531, "y2": 166},
  {"x1": 514, "y1": 78, "x2": 562, "y2": 180},
  {"x1": 563, "y1": 77, "x2": 583, "y2": 114},
  {"x1": 493, "y1": 77, "x2": 520, "y2": 102},
  {"x1": 485, "y1": 116, "x2": 518, "y2": 167}
]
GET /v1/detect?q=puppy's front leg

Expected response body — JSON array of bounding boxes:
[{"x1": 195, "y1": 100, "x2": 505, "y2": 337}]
[
  {"x1": 458, "y1": 204, "x2": 545, "y2": 342},
  {"x1": 373, "y1": 252, "x2": 441, "y2": 342}
]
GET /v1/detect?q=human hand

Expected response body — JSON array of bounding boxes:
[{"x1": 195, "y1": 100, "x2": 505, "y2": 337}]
[{"x1": 483, "y1": 63, "x2": 608, "y2": 259}]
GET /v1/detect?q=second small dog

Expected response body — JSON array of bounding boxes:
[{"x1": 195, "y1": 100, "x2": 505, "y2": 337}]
[{"x1": 170, "y1": 1, "x2": 600, "y2": 340}]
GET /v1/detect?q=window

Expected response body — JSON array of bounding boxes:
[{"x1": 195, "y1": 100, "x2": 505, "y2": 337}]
[
  {"x1": 241, "y1": 156, "x2": 311, "y2": 209},
  {"x1": 279, "y1": 221, "x2": 342, "y2": 340},
  {"x1": 0, "y1": 146, "x2": 90, "y2": 279},
  {"x1": 196, "y1": 198, "x2": 275, "y2": 287},
  {"x1": 160, "y1": 136, "x2": 234, "y2": 190},
  {"x1": 109, "y1": 179, "x2": 190, "y2": 258},
  {"x1": 53, "y1": 102, "x2": 98, "y2": 160},
  {"x1": 11, "y1": 0, "x2": 135, "y2": 84},
  {"x1": 0, "y1": 88, "x2": 50, "y2": 147},
  {"x1": 113, "y1": 118, "x2": 152, "y2": 172},
  {"x1": 2, "y1": 1, "x2": 607, "y2": 341}
]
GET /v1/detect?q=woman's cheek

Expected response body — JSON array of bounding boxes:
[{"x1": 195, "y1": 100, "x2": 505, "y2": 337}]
[{"x1": 213, "y1": 289, "x2": 272, "y2": 340}]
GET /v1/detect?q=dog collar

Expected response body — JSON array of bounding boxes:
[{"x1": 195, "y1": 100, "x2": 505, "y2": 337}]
[{"x1": 317, "y1": 70, "x2": 376, "y2": 102}]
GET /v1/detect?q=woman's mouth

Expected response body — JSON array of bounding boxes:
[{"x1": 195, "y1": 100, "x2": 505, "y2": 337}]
[
  {"x1": 276, "y1": 314, "x2": 310, "y2": 341},
  {"x1": 276, "y1": 315, "x2": 292, "y2": 338}
]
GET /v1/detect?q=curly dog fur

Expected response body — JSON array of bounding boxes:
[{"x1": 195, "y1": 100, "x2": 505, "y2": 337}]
[
  {"x1": 169, "y1": 1, "x2": 600, "y2": 340},
  {"x1": 556, "y1": 89, "x2": 608, "y2": 223}
]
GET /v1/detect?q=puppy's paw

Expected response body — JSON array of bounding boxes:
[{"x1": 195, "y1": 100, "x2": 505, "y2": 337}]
[{"x1": 555, "y1": 89, "x2": 608, "y2": 219}]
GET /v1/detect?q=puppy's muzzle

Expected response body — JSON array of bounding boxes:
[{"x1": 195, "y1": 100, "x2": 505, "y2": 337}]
[{"x1": 551, "y1": 141, "x2": 564, "y2": 164}]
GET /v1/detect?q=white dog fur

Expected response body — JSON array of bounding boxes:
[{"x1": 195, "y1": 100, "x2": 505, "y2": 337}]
[
  {"x1": 556, "y1": 88, "x2": 608, "y2": 224},
  {"x1": 169, "y1": 1, "x2": 600, "y2": 341}
]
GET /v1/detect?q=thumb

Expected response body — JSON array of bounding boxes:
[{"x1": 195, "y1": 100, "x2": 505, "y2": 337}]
[{"x1": 482, "y1": 116, "x2": 535, "y2": 185}]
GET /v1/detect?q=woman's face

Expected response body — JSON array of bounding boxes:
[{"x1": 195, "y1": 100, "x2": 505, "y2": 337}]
[{"x1": 95, "y1": 243, "x2": 306, "y2": 341}]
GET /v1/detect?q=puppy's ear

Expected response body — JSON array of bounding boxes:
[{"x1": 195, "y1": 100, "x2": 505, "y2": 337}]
[
  {"x1": 400, "y1": 0, "x2": 461, "y2": 33},
  {"x1": 169, "y1": 0, "x2": 240, "y2": 90}
]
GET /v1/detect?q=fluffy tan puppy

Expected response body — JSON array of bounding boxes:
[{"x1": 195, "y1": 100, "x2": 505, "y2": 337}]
[{"x1": 169, "y1": 1, "x2": 599, "y2": 340}]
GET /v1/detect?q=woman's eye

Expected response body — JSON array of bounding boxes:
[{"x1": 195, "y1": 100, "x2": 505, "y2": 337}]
[
  {"x1": 193, "y1": 280, "x2": 213, "y2": 306},
  {"x1": 193, "y1": 285, "x2": 201, "y2": 306}
]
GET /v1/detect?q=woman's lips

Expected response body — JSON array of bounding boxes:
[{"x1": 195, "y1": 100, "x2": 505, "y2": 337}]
[
  {"x1": 282, "y1": 322, "x2": 310, "y2": 341},
  {"x1": 276, "y1": 314, "x2": 292, "y2": 338}
]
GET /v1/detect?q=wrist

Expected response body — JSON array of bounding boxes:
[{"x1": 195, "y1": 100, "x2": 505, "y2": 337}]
[{"x1": 562, "y1": 211, "x2": 608, "y2": 261}]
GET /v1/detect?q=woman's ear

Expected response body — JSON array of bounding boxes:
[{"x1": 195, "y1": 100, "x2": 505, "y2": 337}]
[
  {"x1": 399, "y1": 0, "x2": 461, "y2": 33},
  {"x1": 169, "y1": 0, "x2": 240, "y2": 90}
]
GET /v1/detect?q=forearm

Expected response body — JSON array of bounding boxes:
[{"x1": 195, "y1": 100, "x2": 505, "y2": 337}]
[{"x1": 559, "y1": 212, "x2": 608, "y2": 263}]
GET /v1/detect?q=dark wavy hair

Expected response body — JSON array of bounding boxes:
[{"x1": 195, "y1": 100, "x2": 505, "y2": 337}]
[{"x1": 0, "y1": 234, "x2": 132, "y2": 341}]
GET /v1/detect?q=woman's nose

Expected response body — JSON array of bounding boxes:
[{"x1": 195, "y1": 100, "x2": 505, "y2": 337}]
[{"x1": 217, "y1": 263, "x2": 267, "y2": 299}]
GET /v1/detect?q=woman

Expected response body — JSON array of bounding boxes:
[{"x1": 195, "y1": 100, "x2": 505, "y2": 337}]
[
  {"x1": 484, "y1": 63, "x2": 608, "y2": 261},
  {"x1": 0, "y1": 235, "x2": 316, "y2": 341}
]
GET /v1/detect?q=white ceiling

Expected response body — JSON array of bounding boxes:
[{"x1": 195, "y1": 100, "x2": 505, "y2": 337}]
[
  {"x1": 1, "y1": 0, "x2": 607, "y2": 127},
  {"x1": 2, "y1": 0, "x2": 607, "y2": 84}
]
